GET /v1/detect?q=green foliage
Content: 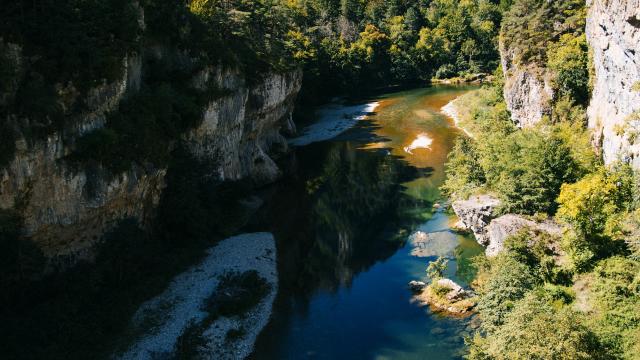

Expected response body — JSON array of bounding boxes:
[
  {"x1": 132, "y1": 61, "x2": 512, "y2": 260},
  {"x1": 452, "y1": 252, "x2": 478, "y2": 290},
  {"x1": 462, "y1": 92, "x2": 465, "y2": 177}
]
[
  {"x1": 442, "y1": 84, "x2": 591, "y2": 214},
  {"x1": 556, "y1": 165, "x2": 635, "y2": 270},
  {"x1": 426, "y1": 256, "x2": 449, "y2": 281},
  {"x1": 589, "y1": 257, "x2": 640, "y2": 358},
  {"x1": 441, "y1": 137, "x2": 485, "y2": 198},
  {"x1": 483, "y1": 128, "x2": 583, "y2": 214},
  {"x1": 475, "y1": 253, "x2": 541, "y2": 331},
  {"x1": 468, "y1": 292, "x2": 604, "y2": 360},
  {"x1": 621, "y1": 210, "x2": 640, "y2": 260},
  {"x1": 547, "y1": 34, "x2": 590, "y2": 105},
  {"x1": 501, "y1": 0, "x2": 586, "y2": 66},
  {"x1": 294, "y1": 0, "x2": 505, "y2": 104}
]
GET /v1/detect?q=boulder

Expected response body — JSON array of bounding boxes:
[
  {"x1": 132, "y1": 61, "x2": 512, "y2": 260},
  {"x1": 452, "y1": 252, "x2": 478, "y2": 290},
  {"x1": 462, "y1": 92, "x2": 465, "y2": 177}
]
[
  {"x1": 452, "y1": 195, "x2": 501, "y2": 245},
  {"x1": 436, "y1": 279, "x2": 467, "y2": 301},
  {"x1": 485, "y1": 215, "x2": 563, "y2": 257}
]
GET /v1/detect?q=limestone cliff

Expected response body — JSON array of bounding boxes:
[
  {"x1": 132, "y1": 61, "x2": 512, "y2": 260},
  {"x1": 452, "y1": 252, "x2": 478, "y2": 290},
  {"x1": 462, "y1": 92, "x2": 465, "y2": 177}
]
[
  {"x1": 0, "y1": 51, "x2": 302, "y2": 261},
  {"x1": 587, "y1": 0, "x2": 640, "y2": 167},
  {"x1": 499, "y1": 38, "x2": 555, "y2": 128},
  {"x1": 185, "y1": 67, "x2": 301, "y2": 186}
]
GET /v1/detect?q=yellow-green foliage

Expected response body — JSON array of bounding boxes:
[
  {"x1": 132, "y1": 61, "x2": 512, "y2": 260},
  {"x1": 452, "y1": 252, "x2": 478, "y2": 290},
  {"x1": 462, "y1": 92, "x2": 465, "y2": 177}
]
[
  {"x1": 556, "y1": 165, "x2": 635, "y2": 270},
  {"x1": 547, "y1": 34, "x2": 590, "y2": 104},
  {"x1": 557, "y1": 170, "x2": 623, "y2": 235}
]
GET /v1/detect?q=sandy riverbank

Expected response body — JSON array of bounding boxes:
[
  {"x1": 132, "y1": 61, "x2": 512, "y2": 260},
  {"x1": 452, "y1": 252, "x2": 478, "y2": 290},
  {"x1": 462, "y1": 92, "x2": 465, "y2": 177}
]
[
  {"x1": 117, "y1": 232, "x2": 277, "y2": 360},
  {"x1": 441, "y1": 97, "x2": 474, "y2": 138},
  {"x1": 289, "y1": 101, "x2": 379, "y2": 146}
]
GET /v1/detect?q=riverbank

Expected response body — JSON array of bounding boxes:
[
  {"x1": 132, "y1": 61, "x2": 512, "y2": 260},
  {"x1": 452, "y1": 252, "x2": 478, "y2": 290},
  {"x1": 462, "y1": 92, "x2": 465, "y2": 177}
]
[
  {"x1": 289, "y1": 101, "x2": 379, "y2": 146},
  {"x1": 117, "y1": 233, "x2": 277, "y2": 360},
  {"x1": 441, "y1": 96, "x2": 475, "y2": 138}
]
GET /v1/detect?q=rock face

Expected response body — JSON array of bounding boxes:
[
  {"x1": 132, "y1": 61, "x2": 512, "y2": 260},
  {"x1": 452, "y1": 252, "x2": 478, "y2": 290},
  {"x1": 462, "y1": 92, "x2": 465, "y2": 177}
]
[
  {"x1": 587, "y1": 0, "x2": 640, "y2": 167},
  {"x1": 0, "y1": 52, "x2": 301, "y2": 260},
  {"x1": 452, "y1": 195, "x2": 501, "y2": 245},
  {"x1": 452, "y1": 195, "x2": 563, "y2": 257},
  {"x1": 185, "y1": 68, "x2": 302, "y2": 186},
  {"x1": 500, "y1": 40, "x2": 554, "y2": 127},
  {"x1": 485, "y1": 215, "x2": 563, "y2": 257}
]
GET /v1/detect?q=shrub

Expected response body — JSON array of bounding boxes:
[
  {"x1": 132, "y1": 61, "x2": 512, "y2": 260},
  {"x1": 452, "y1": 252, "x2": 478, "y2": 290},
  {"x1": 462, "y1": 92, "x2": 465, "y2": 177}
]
[
  {"x1": 556, "y1": 165, "x2": 635, "y2": 269},
  {"x1": 204, "y1": 270, "x2": 272, "y2": 320},
  {"x1": 435, "y1": 64, "x2": 458, "y2": 79},
  {"x1": 468, "y1": 292, "x2": 605, "y2": 360},
  {"x1": 547, "y1": 34, "x2": 590, "y2": 105},
  {"x1": 441, "y1": 137, "x2": 485, "y2": 198},
  {"x1": 475, "y1": 254, "x2": 540, "y2": 331},
  {"x1": 589, "y1": 257, "x2": 640, "y2": 358}
]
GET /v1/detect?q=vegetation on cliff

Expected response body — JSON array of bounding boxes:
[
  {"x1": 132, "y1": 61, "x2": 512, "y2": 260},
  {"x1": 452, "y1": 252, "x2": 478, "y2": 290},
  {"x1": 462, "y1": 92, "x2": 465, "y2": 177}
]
[{"x1": 440, "y1": 1, "x2": 640, "y2": 358}]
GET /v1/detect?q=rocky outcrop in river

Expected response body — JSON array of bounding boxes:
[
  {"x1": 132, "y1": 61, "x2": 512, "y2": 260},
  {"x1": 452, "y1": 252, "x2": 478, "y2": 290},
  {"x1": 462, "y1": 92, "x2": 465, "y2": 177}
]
[
  {"x1": 587, "y1": 0, "x2": 640, "y2": 167},
  {"x1": 0, "y1": 44, "x2": 301, "y2": 261}
]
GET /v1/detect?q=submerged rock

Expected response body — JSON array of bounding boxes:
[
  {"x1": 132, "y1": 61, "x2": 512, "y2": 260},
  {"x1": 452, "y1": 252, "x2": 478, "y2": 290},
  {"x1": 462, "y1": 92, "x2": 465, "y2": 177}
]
[
  {"x1": 409, "y1": 230, "x2": 459, "y2": 258},
  {"x1": 451, "y1": 195, "x2": 501, "y2": 245},
  {"x1": 408, "y1": 281, "x2": 427, "y2": 292}
]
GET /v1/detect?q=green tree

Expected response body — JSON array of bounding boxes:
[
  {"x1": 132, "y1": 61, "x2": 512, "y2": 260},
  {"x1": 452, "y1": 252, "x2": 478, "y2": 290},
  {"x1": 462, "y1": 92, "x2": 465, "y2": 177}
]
[
  {"x1": 468, "y1": 292, "x2": 605, "y2": 360},
  {"x1": 548, "y1": 34, "x2": 590, "y2": 105},
  {"x1": 427, "y1": 256, "x2": 449, "y2": 280},
  {"x1": 475, "y1": 254, "x2": 540, "y2": 331}
]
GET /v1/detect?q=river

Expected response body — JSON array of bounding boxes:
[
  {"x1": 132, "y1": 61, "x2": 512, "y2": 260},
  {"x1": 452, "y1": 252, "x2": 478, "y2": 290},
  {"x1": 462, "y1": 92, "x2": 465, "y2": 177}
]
[{"x1": 248, "y1": 85, "x2": 483, "y2": 360}]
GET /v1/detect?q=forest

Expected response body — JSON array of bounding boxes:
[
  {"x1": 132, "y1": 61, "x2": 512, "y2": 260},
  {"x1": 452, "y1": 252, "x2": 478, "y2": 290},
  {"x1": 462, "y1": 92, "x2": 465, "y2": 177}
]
[{"x1": 1, "y1": 0, "x2": 639, "y2": 359}]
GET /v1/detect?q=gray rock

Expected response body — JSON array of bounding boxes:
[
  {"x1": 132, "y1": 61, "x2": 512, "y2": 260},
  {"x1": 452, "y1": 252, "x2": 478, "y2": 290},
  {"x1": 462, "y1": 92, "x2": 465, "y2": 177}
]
[
  {"x1": 587, "y1": 0, "x2": 640, "y2": 168},
  {"x1": 452, "y1": 195, "x2": 501, "y2": 245},
  {"x1": 500, "y1": 38, "x2": 554, "y2": 127},
  {"x1": 436, "y1": 279, "x2": 467, "y2": 301},
  {"x1": 0, "y1": 39, "x2": 302, "y2": 263},
  {"x1": 485, "y1": 215, "x2": 563, "y2": 257}
]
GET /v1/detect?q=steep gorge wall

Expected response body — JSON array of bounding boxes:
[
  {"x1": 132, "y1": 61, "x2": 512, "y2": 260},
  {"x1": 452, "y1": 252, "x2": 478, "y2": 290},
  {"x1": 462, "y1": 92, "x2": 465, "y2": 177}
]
[
  {"x1": 587, "y1": 0, "x2": 640, "y2": 167},
  {"x1": 0, "y1": 48, "x2": 302, "y2": 261}
]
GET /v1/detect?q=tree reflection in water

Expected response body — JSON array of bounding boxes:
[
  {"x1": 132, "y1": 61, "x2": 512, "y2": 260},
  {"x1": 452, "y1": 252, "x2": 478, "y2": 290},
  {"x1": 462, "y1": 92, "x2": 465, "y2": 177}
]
[{"x1": 254, "y1": 137, "x2": 433, "y2": 307}]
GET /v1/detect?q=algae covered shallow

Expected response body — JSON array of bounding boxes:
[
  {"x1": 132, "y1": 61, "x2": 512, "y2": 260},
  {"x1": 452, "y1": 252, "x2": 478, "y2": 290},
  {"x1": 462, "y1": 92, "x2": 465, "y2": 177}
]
[{"x1": 250, "y1": 85, "x2": 483, "y2": 359}]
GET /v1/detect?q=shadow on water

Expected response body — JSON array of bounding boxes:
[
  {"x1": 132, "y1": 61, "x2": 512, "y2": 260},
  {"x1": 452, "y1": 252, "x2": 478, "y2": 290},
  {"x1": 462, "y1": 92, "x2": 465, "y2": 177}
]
[{"x1": 247, "y1": 85, "x2": 482, "y2": 360}]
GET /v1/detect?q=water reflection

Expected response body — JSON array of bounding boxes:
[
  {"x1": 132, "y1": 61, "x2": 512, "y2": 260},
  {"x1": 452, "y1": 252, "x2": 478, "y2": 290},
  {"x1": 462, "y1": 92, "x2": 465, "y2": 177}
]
[
  {"x1": 250, "y1": 85, "x2": 482, "y2": 360},
  {"x1": 258, "y1": 140, "x2": 427, "y2": 294}
]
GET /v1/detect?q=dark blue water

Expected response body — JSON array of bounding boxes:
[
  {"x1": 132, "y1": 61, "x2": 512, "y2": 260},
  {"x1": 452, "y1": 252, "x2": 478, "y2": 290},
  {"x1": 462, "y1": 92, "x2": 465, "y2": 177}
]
[{"x1": 251, "y1": 86, "x2": 482, "y2": 360}]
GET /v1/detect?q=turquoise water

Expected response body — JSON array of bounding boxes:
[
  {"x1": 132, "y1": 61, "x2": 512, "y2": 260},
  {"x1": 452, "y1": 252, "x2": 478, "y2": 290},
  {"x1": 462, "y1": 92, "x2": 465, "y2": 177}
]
[{"x1": 250, "y1": 85, "x2": 483, "y2": 360}]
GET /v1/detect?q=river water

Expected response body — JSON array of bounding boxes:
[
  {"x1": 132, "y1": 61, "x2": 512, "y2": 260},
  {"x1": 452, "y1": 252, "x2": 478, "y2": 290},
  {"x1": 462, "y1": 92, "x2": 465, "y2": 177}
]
[{"x1": 250, "y1": 85, "x2": 483, "y2": 360}]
